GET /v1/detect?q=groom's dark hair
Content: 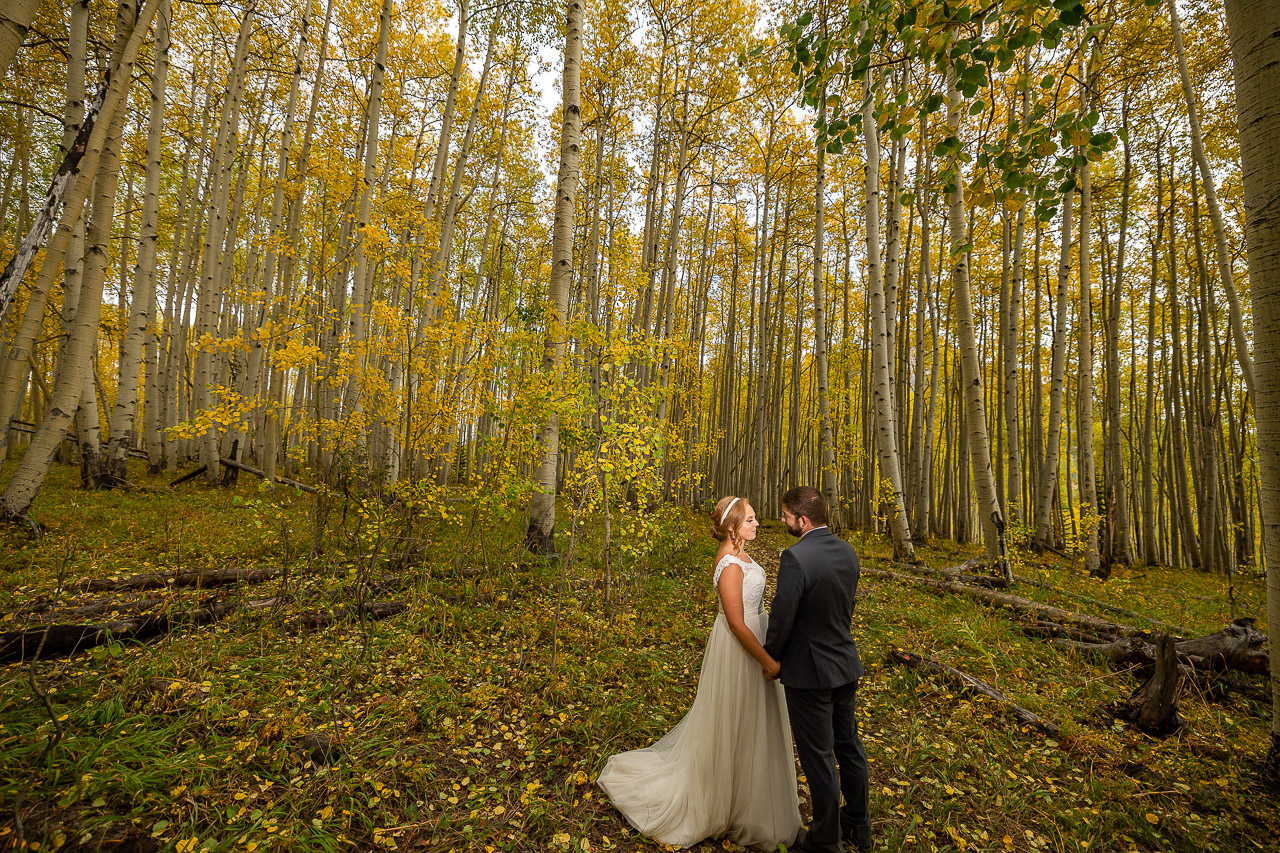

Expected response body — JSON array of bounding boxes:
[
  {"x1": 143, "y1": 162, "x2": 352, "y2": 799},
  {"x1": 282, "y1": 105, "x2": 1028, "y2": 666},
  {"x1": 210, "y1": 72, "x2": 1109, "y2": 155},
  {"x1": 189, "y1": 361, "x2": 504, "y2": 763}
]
[{"x1": 781, "y1": 486, "x2": 827, "y2": 526}]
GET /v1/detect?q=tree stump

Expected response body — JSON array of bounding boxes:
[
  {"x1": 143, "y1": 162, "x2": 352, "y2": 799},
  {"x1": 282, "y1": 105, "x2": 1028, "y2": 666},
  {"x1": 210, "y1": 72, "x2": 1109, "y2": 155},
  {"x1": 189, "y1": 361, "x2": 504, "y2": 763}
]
[{"x1": 1123, "y1": 633, "x2": 1183, "y2": 734}]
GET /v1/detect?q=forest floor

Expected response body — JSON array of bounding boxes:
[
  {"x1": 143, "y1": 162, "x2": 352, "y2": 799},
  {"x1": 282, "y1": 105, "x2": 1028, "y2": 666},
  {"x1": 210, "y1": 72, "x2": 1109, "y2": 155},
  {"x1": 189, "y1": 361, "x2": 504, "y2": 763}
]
[{"x1": 0, "y1": 457, "x2": 1276, "y2": 853}]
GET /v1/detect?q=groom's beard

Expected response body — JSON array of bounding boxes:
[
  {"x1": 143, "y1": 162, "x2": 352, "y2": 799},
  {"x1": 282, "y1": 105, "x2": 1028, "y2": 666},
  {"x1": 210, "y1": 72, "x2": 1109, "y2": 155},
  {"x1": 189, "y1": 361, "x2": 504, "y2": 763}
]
[{"x1": 784, "y1": 520, "x2": 803, "y2": 537}]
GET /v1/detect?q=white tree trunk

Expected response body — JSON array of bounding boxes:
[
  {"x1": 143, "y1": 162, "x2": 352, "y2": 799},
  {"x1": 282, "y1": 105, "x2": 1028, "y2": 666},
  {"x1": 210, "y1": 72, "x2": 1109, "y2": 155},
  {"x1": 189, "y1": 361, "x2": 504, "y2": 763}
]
[
  {"x1": 863, "y1": 71, "x2": 915, "y2": 559},
  {"x1": 1034, "y1": 184, "x2": 1074, "y2": 550},
  {"x1": 1221, "y1": 0, "x2": 1280, "y2": 783},
  {"x1": 526, "y1": 0, "x2": 582, "y2": 552},
  {"x1": 105, "y1": 0, "x2": 169, "y2": 484},
  {"x1": 193, "y1": 6, "x2": 253, "y2": 482},
  {"x1": 946, "y1": 72, "x2": 1006, "y2": 576},
  {"x1": 3, "y1": 0, "x2": 143, "y2": 516},
  {"x1": 812, "y1": 97, "x2": 839, "y2": 524},
  {"x1": 1170, "y1": 0, "x2": 1255, "y2": 398},
  {"x1": 1076, "y1": 90, "x2": 1101, "y2": 577},
  {"x1": 0, "y1": 0, "x2": 40, "y2": 79},
  {"x1": 0, "y1": 0, "x2": 157, "y2": 459}
]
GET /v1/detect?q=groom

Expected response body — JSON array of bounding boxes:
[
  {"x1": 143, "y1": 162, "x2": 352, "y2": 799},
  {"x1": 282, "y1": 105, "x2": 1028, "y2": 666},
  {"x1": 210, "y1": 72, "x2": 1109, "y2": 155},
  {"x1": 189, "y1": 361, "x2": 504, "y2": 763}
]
[{"x1": 765, "y1": 486, "x2": 872, "y2": 853}]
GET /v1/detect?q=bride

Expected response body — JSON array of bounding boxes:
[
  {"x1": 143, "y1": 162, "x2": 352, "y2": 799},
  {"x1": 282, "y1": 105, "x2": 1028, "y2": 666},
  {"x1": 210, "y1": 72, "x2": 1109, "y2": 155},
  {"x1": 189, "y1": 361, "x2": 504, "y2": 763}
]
[{"x1": 597, "y1": 496, "x2": 803, "y2": 850}]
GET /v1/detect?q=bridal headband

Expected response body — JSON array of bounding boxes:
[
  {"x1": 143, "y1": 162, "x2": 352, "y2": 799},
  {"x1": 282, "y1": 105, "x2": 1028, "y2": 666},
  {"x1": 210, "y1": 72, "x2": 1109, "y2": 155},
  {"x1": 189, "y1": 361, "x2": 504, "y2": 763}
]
[{"x1": 719, "y1": 497, "x2": 741, "y2": 525}]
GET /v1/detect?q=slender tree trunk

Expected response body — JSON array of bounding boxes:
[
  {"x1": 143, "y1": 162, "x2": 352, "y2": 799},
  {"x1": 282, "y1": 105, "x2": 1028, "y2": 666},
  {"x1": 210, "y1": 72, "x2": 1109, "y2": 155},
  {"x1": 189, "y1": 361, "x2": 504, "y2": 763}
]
[
  {"x1": 1222, "y1": 0, "x2": 1280, "y2": 782},
  {"x1": 341, "y1": 0, "x2": 393, "y2": 421},
  {"x1": 1034, "y1": 183, "x2": 1074, "y2": 551},
  {"x1": 1076, "y1": 74, "x2": 1101, "y2": 577},
  {"x1": 945, "y1": 71, "x2": 1005, "y2": 575},
  {"x1": 525, "y1": 0, "x2": 582, "y2": 552},
  {"x1": 0, "y1": 0, "x2": 160, "y2": 451},
  {"x1": 3, "y1": 0, "x2": 142, "y2": 517},
  {"x1": 0, "y1": 0, "x2": 39, "y2": 77},
  {"x1": 104, "y1": 0, "x2": 170, "y2": 485},
  {"x1": 863, "y1": 70, "x2": 914, "y2": 559},
  {"x1": 1171, "y1": 0, "x2": 1255, "y2": 398}
]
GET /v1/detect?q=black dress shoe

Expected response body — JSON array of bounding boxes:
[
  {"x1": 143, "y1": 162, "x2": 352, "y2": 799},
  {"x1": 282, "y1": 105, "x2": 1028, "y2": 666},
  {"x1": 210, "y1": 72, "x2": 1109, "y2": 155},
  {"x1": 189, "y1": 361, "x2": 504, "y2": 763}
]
[
  {"x1": 788, "y1": 828, "x2": 820, "y2": 852},
  {"x1": 844, "y1": 832, "x2": 872, "y2": 852}
]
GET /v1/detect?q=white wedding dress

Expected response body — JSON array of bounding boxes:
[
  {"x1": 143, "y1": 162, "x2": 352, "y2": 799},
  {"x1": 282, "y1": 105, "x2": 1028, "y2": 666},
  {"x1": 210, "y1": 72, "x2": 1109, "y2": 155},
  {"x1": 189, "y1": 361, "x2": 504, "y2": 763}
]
[{"x1": 598, "y1": 554, "x2": 803, "y2": 849}]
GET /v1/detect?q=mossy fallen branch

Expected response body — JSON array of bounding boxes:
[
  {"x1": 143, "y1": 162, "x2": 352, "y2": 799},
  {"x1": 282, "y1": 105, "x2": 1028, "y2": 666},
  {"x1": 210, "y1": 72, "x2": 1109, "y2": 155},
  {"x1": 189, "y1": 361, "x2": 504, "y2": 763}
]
[
  {"x1": 74, "y1": 566, "x2": 283, "y2": 593},
  {"x1": 887, "y1": 646, "x2": 1061, "y2": 738},
  {"x1": 284, "y1": 600, "x2": 408, "y2": 632},
  {"x1": 0, "y1": 599, "x2": 237, "y2": 662},
  {"x1": 863, "y1": 565, "x2": 1144, "y2": 636},
  {"x1": 1013, "y1": 574, "x2": 1194, "y2": 636}
]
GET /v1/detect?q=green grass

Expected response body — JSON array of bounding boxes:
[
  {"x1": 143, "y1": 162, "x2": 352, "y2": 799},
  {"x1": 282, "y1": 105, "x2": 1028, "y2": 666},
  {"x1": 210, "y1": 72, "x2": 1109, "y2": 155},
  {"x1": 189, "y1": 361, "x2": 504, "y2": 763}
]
[{"x1": 0, "y1": 455, "x2": 1275, "y2": 852}]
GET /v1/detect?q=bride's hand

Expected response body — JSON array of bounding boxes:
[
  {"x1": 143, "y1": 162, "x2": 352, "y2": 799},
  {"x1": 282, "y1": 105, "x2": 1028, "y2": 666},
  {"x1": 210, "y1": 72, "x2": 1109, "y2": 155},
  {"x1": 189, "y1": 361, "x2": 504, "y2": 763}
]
[{"x1": 763, "y1": 658, "x2": 781, "y2": 680}]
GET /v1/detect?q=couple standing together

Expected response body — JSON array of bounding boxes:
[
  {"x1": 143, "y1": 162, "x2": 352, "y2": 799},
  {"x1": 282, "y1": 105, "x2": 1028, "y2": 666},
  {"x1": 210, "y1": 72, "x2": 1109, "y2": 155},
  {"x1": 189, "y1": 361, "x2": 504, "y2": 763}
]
[{"x1": 598, "y1": 486, "x2": 872, "y2": 852}]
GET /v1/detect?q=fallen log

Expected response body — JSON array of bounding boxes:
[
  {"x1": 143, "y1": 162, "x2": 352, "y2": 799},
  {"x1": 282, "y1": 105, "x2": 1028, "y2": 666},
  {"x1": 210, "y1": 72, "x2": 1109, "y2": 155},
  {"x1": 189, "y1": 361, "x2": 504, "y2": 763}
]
[
  {"x1": 0, "y1": 600, "x2": 236, "y2": 662},
  {"x1": 284, "y1": 600, "x2": 408, "y2": 632},
  {"x1": 1052, "y1": 618, "x2": 1269, "y2": 676},
  {"x1": 169, "y1": 465, "x2": 207, "y2": 487},
  {"x1": 1171, "y1": 618, "x2": 1268, "y2": 673},
  {"x1": 867, "y1": 556, "x2": 1010, "y2": 589},
  {"x1": 219, "y1": 457, "x2": 316, "y2": 493},
  {"x1": 75, "y1": 566, "x2": 282, "y2": 593},
  {"x1": 863, "y1": 566, "x2": 1146, "y2": 637},
  {"x1": 1026, "y1": 621, "x2": 1269, "y2": 705},
  {"x1": 886, "y1": 646, "x2": 1154, "y2": 779},
  {"x1": 30, "y1": 596, "x2": 166, "y2": 621},
  {"x1": 1014, "y1": 575, "x2": 1193, "y2": 637},
  {"x1": 887, "y1": 647, "x2": 1060, "y2": 737},
  {"x1": 1020, "y1": 620, "x2": 1117, "y2": 646}
]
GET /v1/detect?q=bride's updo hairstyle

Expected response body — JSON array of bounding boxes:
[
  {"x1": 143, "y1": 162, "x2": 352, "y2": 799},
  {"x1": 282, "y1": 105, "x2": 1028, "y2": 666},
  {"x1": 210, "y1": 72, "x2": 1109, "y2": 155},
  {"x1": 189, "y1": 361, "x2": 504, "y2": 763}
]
[{"x1": 711, "y1": 496, "x2": 748, "y2": 546}]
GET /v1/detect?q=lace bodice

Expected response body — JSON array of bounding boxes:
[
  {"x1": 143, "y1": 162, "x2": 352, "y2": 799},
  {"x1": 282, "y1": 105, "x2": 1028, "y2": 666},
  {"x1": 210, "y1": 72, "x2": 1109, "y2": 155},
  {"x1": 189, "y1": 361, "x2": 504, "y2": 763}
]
[{"x1": 713, "y1": 554, "x2": 767, "y2": 615}]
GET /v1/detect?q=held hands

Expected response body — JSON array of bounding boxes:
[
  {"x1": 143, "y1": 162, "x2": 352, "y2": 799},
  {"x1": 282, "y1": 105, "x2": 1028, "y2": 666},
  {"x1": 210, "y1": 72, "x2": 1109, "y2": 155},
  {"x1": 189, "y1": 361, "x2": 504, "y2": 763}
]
[{"x1": 763, "y1": 658, "x2": 781, "y2": 681}]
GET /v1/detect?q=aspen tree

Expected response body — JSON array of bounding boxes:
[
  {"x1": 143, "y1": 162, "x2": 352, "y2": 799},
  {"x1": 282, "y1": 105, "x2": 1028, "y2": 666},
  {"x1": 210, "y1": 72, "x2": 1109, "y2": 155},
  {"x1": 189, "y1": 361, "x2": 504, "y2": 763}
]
[
  {"x1": 193, "y1": 5, "x2": 254, "y2": 483},
  {"x1": 1103, "y1": 93, "x2": 1131, "y2": 567},
  {"x1": 342, "y1": 0, "x2": 393, "y2": 418},
  {"x1": 0, "y1": 0, "x2": 157, "y2": 461},
  {"x1": 812, "y1": 89, "x2": 839, "y2": 525},
  {"x1": 1221, "y1": 0, "x2": 1280, "y2": 783},
  {"x1": 526, "y1": 0, "x2": 583, "y2": 552},
  {"x1": 1169, "y1": 0, "x2": 1254, "y2": 398},
  {"x1": 3, "y1": 0, "x2": 157, "y2": 518},
  {"x1": 944, "y1": 70, "x2": 1006, "y2": 577},
  {"x1": 1004, "y1": 63, "x2": 1029, "y2": 526},
  {"x1": 0, "y1": 0, "x2": 40, "y2": 77},
  {"x1": 105, "y1": 0, "x2": 170, "y2": 485},
  {"x1": 1033, "y1": 182, "x2": 1073, "y2": 552},
  {"x1": 860, "y1": 66, "x2": 914, "y2": 558},
  {"x1": 1076, "y1": 55, "x2": 1101, "y2": 578}
]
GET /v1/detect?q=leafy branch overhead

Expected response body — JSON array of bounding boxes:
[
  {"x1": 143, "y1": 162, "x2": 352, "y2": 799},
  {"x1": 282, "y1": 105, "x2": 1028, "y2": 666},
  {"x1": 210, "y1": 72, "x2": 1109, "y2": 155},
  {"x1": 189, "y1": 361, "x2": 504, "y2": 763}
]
[{"x1": 778, "y1": 0, "x2": 1128, "y2": 220}]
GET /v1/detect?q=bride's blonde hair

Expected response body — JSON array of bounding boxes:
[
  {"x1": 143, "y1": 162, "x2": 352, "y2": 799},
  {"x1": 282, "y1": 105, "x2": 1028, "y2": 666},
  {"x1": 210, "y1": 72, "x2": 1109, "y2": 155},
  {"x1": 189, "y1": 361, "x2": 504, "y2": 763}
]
[{"x1": 711, "y1": 496, "x2": 748, "y2": 546}]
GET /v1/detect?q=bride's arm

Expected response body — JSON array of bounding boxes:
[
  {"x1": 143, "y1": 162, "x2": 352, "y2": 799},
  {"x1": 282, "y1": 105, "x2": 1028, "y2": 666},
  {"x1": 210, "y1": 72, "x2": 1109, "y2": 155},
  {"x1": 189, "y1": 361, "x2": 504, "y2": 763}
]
[{"x1": 716, "y1": 563, "x2": 780, "y2": 676}]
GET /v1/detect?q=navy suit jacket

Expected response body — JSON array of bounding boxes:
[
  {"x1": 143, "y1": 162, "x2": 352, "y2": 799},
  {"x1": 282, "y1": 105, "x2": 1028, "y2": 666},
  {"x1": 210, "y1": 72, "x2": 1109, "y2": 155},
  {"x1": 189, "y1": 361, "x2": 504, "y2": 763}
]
[{"x1": 764, "y1": 527, "x2": 864, "y2": 689}]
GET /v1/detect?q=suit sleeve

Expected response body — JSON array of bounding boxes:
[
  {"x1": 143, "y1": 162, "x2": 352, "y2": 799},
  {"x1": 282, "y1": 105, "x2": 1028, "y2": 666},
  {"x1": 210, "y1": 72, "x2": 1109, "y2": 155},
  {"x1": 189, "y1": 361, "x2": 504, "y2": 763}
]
[{"x1": 764, "y1": 548, "x2": 804, "y2": 661}]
